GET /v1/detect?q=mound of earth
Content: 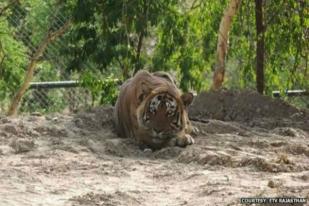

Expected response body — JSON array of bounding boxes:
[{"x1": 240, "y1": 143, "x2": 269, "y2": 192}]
[
  {"x1": 189, "y1": 90, "x2": 309, "y2": 131},
  {"x1": 0, "y1": 91, "x2": 308, "y2": 206}
]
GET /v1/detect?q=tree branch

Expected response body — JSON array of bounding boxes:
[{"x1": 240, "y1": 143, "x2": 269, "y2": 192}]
[
  {"x1": 0, "y1": 54, "x2": 6, "y2": 77},
  {"x1": 190, "y1": 0, "x2": 201, "y2": 10},
  {"x1": 133, "y1": 31, "x2": 144, "y2": 74},
  {"x1": 211, "y1": 0, "x2": 241, "y2": 90},
  {"x1": 0, "y1": 0, "x2": 19, "y2": 16},
  {"x1": 255, "y1": 0, "x2": 264, "y2": 94},
  {"x1": 133, "y1": 0, "x2": 149, "y2": 75},
  {"x1": 7, "y1": 20, "x2": 71, "y2": 116},
  {"x1": 0, "y1": 41, "x2": 6, "y2": 77}
]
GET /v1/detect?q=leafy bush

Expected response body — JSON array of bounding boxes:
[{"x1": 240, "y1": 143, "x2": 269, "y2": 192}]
[{"x1": 80, "y1": 70, "x2": 120, "y2": 106}]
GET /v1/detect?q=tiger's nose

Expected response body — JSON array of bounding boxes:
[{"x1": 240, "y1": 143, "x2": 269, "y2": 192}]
[
  {"x1": 159, "y1": 100, "x2": 167, "y2": 108},
  {"x1": 154, "y1": 128, "x2": 165, "y2": 135}
]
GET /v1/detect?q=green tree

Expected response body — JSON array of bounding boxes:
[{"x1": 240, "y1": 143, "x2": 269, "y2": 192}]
[
  {"x1": 1, "y1": 0, "x2": 308, "y2": 112},
  {"x1": 0, "y1": 3, "x2": 27, "y2": 111},
  {"x1": 67, "y1": 0, "x2": 177, "y2": 79},
  {"x1": 228, "y1": 0, "x2": 308, "y2": 94}
]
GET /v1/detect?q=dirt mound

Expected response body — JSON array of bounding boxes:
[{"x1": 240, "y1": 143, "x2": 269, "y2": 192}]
[
  {"x1": 74, "y1": 106, "x2": 115, "y2": 130},
  {"x1": 189, "y1": 90, "x2": 309, "y2": 130}
]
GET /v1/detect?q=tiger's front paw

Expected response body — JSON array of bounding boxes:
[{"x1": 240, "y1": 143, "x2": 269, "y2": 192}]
[
  {"x1": 176, "y1": 134, "x2": 195, "y2": 147},
  {"x1": 191, "y1": 126, "x2": 199, "y2": 136}
]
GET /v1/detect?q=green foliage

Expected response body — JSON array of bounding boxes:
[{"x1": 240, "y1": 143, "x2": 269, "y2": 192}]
[
  {"x1": 153, "y1": 1, "x2": 226, "y2": 92},
  {"x1": 20, "y1": 89, "x2": 68, "y2": 113},
  {"x1": 227, "y1": 0, "x2": 308, "y2": 94},
  {"x1": 66, "y1": 0, "x2": 177, "y2": 79},
  {"x1": 21, "y1": 0, "x2": 307, "y2": 98},
  {"x1": 0, "y1": 0, "x2": 74, "y2": 113},
  {"x1": 0, "y1": 16, "x2": 27, "y2": 110},
  {"x1": 1, "y1": 0, "x2": 308, "y2": 113},
  {"x1": 80, "y1": 71, "x2": 120, "y2": 106}
]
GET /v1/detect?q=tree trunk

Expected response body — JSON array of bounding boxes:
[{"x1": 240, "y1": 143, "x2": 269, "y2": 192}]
[
  {"x1": 133, "y1": 0, "x2": 148, "y2": 75},
  {"x1": 255, "y1": 0, "x2": 264, "y2": 94},
  {"x1": 211, "y1": 0, "x2": 241, "y2": 90},
  {"x1": 133, "y1": 31, "x2": 144, "y2": 75},
  {"x1": 7, "y1": 21, "x2": 71, "y2": 116}
]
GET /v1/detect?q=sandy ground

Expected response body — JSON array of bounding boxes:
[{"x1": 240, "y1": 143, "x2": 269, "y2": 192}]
[{"x1": 0, "y1": 91, "x2": 308, "y2": 206}]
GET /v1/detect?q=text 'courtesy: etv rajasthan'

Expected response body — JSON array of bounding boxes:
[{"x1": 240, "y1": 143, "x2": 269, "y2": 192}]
[{"x1": 240, "y1": 197, "x2": 307, "y2": 205}]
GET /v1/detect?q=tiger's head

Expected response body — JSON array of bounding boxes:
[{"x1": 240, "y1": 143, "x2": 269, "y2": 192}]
[
  {"x1": 114, "y1": 70, "x2": 195, "y2": 149},
  {"x1": 136, "y1": 84, "x2": 194, "y2": 145}
]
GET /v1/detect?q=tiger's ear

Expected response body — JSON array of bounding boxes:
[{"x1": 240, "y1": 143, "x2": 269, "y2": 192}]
[
  {"x1": 181, "y1": 92, "x2": 194, "y2": 107},
  {"x1": 138, "y1": 82, "x2": 151, "y2": 102}
]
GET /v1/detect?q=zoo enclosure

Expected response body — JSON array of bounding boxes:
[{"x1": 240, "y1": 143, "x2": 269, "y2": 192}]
[
  {"x1": 0, "y1": 2, "x2": 109, "y2": 114},
  {"x1": 1, "y1": 1, "x2": 308, "y2": 115},
  {"x1": 15, "y1": 81, "x2": 309, "y2": 114}
]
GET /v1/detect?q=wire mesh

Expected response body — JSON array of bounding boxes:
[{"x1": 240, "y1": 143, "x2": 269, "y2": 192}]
[
  {"x1": 0, "y1": 1, "x2": 308, "y2": 115},
  {"x1": 19, "y1": 87, "x2": 93, "y2": 114},
  {"x1": 0, "y1": 2, "x2": 98, "y2": 114}
]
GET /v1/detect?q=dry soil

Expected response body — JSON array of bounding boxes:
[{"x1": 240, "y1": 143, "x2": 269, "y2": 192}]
[{"x1": 0, "y1": 90, "x2": 308, "y2": 206}]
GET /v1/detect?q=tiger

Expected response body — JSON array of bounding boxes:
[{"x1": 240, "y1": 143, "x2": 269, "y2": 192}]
[{"x1": 114, "y1": 70, "x2": 195, "y2": 150}]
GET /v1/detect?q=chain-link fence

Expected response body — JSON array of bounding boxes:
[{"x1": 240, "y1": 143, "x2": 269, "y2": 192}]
[
  {"x1": 0, "y1": 84, "x2": 94, "y2": 115},
  {"x1": 1, "y1": 1, "x2": 308, "y2": 115},
  {"x1": 21, "y1": 83, "x2": 92, "y2": 114},
  {"x1": 0, "y1": 2, "x2": 99, "y2": 115}
]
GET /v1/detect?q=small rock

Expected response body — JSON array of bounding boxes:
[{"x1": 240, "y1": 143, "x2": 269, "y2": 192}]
[
  {"x1": 281, "y1": 128, "x2": 297, "y2": 137},
  {"x1": 28, "y1": 130, "x2": 40, "y2": 138},
  {"x1": 268, "y1": 180, "x2": 275, "y2": 188},
  {"x1": 74, "y1": 118, "x2": 83, "y2": 127},
  {"x1": 143, "y1": 148, "x2": 153, "y2": 153},
  {"x1": 52, "y1": 117, "x2": 59, "y2": 122},
  {"x1": 0, "y1": 117, "x2": 11, "y2": 124},
  {"x1": 9, "y1": 138, "x2": 35, "y2": 153},
  {"x1": 290, "y1": 112, "x2": 304, "y2": 119},
  {"x1": 270, "y1": 141, "x2": 286, "y2": 147},
  {"x1": 0, "y1": 132, "x2": 8, "y2": 138},
  {"x1": 31, "y1": 112, "x2": 42, "y2": 116},
  {"x1": 267, "y1": 179, "x2": 282, "y2": 188},
  {"x1": 274, "y1": 127, "x2": 297, "y2": 137},
  {"x1": 299, "y1": 174, "x2": 309, "y2": 181},
  {"x1": 3, "y1": 125, "x2": 19, "y2": 135}
]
